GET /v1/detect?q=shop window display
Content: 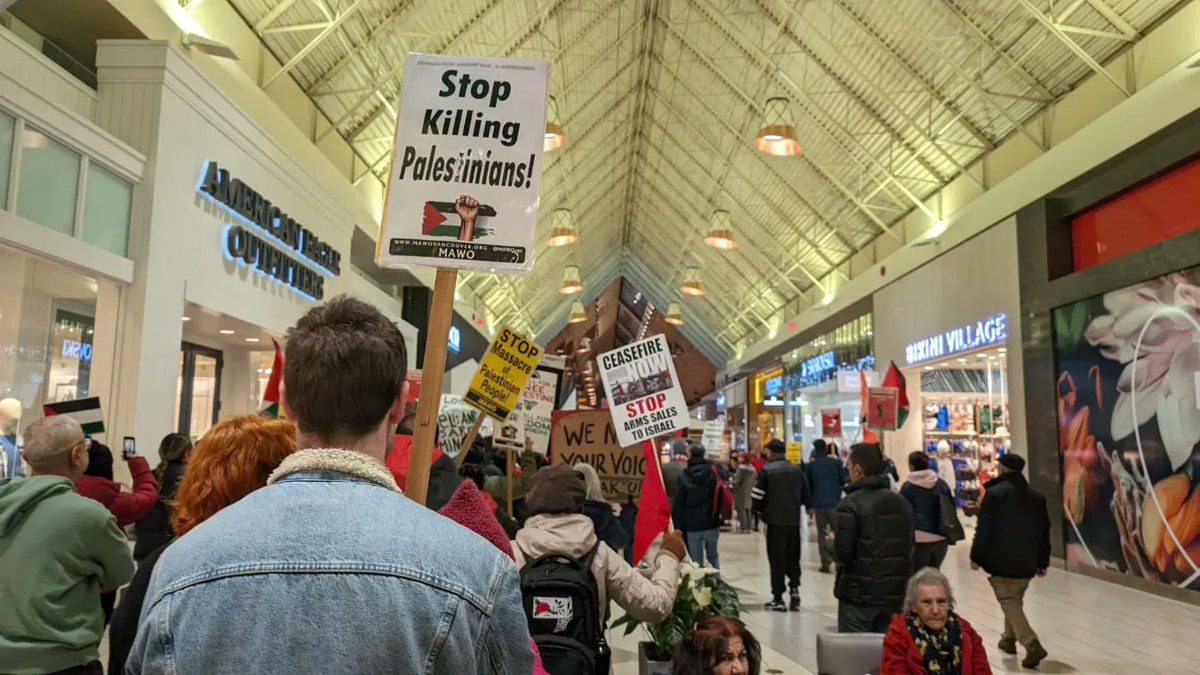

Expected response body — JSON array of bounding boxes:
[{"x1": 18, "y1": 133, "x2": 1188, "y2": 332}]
[{"x1": 1052, "y1": 265, "x2": 1200, "y2": 592}]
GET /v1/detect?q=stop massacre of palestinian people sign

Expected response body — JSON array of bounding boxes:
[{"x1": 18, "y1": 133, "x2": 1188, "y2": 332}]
[
  {"x1": 462, "y1": 326, "x2": 542, "y2": 421},
  {"x1": 596, "y1": 334, "x2": 690, "y2": 448},
  {"x1": 550, "y1": 411, "x2": 645, "y2": 499},
  {"x1": 377, "y1": 54, "x2": 549, "y2": 272}
]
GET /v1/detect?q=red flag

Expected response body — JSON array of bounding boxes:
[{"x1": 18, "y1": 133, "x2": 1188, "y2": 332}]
[
  {"x1": 632, "y1": 441, "x2": 671, "y2": 564},
  {"x1": 858, "y1": 369, "x2": 879, "y2": 444},
  {"x1": 260, "y1": 339, "x2": 285, "y2": 418},
  {"x1": 881, "y1": 360, "x2": 910, "y2": 429}
]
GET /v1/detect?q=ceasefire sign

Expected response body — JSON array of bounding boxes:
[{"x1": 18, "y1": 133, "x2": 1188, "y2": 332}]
[{"x1": 463, "y1": 325, "x2": 542, "y2": 421}]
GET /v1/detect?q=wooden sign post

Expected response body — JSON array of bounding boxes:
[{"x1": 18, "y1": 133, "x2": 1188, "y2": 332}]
[{"x1": 405, "y1": 268, "x2": 457, "y2": 506}]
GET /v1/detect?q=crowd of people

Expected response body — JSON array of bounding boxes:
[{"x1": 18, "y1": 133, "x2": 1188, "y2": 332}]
[{"x1": 0, "y1": 294, "x2": 1052, "y2": 675}]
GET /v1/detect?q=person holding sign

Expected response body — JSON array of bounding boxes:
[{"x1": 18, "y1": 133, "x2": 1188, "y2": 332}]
[{"x1": 127, "y1": 297, "x2": 533, "y2": 674}]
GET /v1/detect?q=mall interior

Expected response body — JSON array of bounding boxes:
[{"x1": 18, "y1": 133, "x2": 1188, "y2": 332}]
[{"x1": 1, "y1": 1, "x2": 1200, "y2": 674}]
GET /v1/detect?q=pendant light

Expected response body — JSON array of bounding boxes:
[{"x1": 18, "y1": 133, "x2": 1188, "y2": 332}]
[
  {"x1": 559, "y1": 264, "x2": 583, "y2": 294},
  {"x1": 544, "y1": 96, "x2": 566, "y2": 152},
  {"x1": 680, "y1": 267, "x2": 704, "y2": 296},
  {"x1": 704, "y1": 210, "x2": 737, "y2": 250},
  {"x1": 567, "y1": 301, "x2": 588, "y2": 324},
  {"x1": 547, "y1": 208, "x2": 578, "y2": 247},
  {"x1": 665, "y1": 302, "x2": 684, "y2": 325},
  {"x1": 754, "y1": 97, "x2": 802, "y2": 156}
]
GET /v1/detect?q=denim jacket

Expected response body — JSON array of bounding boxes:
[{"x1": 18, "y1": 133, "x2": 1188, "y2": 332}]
[{"x1": 126, "y1": 449, "x2": 533, "y2": 675}]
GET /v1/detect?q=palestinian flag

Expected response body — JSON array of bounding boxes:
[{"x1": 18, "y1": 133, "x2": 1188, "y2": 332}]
[
  {"x1": 260, "y1": 339, "x2": 285, "y2": 419},
  {"x1": 421, "y1": 201, "x2": 496, "y2": 239},
  {"x1": 882, "y1": 360, "x2": 910, "y2": 429},
  {"x1": 858, "y1": 370, "x2": 878, "y2": 444},
  {"x1": 43, "y1": 397, "x2": 105, "y2": 435}
]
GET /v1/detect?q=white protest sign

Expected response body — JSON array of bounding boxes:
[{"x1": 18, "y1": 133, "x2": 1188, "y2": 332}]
[
  {"x1": 494, "y1": 407, "x2": 525, "y2": 451},
  {"x1": 702, "y1": 417, "x2": 725, "y2": 454},
  {"x1": 596, "y1": 334, "x2": 690, "y2": 448},
  {"x1": 437, "y1": 395, "x2": 480, "y2": 457},
  {"x1": 377, "y1": 54, "x2": 549, "y2": 272},
  {"x1": 518, "y1": 372, "x2": 558, "y2": 455}
]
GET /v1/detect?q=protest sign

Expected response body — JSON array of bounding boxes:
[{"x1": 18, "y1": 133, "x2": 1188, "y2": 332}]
[
  {"x1": 786, "y1": 443, "x2": 801, "y2": 465},
  {"x1": 550, "y1": 411, "x2": 645, "y2": 499},
  {"x1": 595, "y1": 334, "x2": 690, "y2": 448},
  {"x1": 493, "y1": 408, "x2": 525, "y2": 451},
  {"x1": 377, "y1": 54, "x2": 549, "y2": 272},
  {"x1": 866, "y1": 387, "x2": 900, "y2": 430},
  {"x1": 517, "y1": 371, "x2": 558, "y2": 455},
  {"x1": 463, "y1": 325, "x2": 542, "y2": 421},
  {"x1": 820, "y1": 409, "x2": 842, "y2": 436},
  {"x1": 436, "y1": 395, "x2": 479, "y2": 458},
  {"x1": 701, "y1": 418, "x2": 724, "y2": 454}
]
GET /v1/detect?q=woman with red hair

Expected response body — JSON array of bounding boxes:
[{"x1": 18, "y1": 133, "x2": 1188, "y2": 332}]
[
  {"x1": 108, "y1": 416, "x2": 297, "y2": 674},
  {"x1": 673, "y1": 616, "x2": 762, "y2": 675}
]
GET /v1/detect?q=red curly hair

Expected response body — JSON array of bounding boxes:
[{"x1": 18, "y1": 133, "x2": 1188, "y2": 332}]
[{"x1": 170, "y1": 415, "x2": 297, "y2": 536}]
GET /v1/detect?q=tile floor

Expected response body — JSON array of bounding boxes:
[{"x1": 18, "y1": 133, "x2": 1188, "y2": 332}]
[{"x1": 610, "y1": 524, "x2": 1200, "y2": 675}]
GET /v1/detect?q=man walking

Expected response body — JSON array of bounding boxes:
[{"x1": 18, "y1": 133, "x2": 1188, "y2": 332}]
[
  {"x1": 752, "y1": 439, "x2": 808, "y2": 611},
  {"x1": 0, "y1": 416, "x2": 135, "y2": 675},
  {"x1": 673, "y1": 443, "x2": 721, "y2": 569},
  {"x1": 833, "y1": 443, "x2": 914, "y2": 632},
  {"x1": 807, "y1": 439, "x2": 847, "y2": 573},
  {"x1": 971, "y1": 453, "x2": 1050, "y2": 668},
  {"x1": 128, "y1": 296, "x2": 533, "y2": 673}
]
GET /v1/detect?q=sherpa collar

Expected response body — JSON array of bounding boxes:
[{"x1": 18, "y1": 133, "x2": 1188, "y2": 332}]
[{"x1": 267, "y1": 448, "x2": 400, "y2": 492}]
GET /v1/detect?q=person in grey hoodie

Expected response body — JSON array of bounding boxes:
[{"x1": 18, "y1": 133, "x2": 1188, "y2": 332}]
[
  {"x1": 898, "y1": 451, "x2": 954, "y2": 569},
  {"x1": 0, "y1": 416, "x2": 134, "y2": 675}
]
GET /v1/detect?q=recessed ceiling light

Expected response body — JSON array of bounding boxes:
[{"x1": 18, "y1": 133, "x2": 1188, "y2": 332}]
[
  {"x1": 244, "y1": 337, "x2": 260, "y2": 343},
  {"x1": 924, "y1": 366, "x2": 933, "y2": 371},
  {"x1": 956, "y1": 358, "x2": 967, "y2": 363},
  {"x1": 219, "y1": 329, "x2": 235, "y2": 335},
  {"x1": 939, "y1": 363, "x2": 949, "y2": 367},
  {"x1": 182, "y1": 316, "x2": 191, "y2": 322},
  {"x1": 998, "y1": 348, "x2": 1007, "y2": 353}
]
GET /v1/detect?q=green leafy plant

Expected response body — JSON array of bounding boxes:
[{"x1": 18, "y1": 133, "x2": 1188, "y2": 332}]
[{"x1": 610, "y1": 563, "x2": 742, "y2": 661}]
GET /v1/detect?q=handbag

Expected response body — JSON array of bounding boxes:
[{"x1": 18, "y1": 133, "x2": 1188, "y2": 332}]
[
  {"x1": 938, "y1": 488, "x2": 965, "y2": 543},
  {"x1": 710, "y1": 466, "x2": 734, "y2": 522}
]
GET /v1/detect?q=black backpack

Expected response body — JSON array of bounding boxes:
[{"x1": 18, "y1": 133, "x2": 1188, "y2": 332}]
[{"x1": 518, "y1": 543, "x2": 610, "y2": 674}]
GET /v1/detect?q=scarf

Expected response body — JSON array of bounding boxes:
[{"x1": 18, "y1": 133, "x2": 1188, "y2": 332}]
[
  {"x1": 905, "y1": 611, "x2": 962, "y2": 675},
  {"x1": 267, "y1": 448, "x2": 400, "y2": 492}
]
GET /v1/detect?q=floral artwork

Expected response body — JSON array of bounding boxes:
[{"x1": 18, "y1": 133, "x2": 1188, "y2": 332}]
[{"x1": 1053, "y1": 270, "x2": 1200, "y2": 590}]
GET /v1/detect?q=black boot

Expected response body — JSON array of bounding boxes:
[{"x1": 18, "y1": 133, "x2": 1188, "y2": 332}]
[
  {"x1": 764, "y1": 598, "x2": 787, "y2": 612},
  {"x1": 788, "y1": 591, "x2": 801, "y2": 611},
  {"x1": 1022, "y1": 640, "x2": 1048, "y2": 669}
]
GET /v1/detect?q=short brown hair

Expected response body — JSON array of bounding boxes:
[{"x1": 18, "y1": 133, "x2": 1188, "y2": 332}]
[
  {"x1": 284, "y1": 295, "x2": 408, "y2": 440},
  {"x1": 171, "y1": 415, "x2": 296, "y2": 535}
]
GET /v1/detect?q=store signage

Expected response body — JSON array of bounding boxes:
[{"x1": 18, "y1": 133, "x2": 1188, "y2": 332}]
[
  {"x1": 61, "y1": 339, "x2": 92, "y2": 363},
  {"x1": 716, "y1": 393, "x2": 726, "y2": 411},
  {"x1": 764, "y1": 376, "x2": 783, "y2": 398},
  {"x1": 199, "y1": 162, "x2": 343, "y2": 301},
  {"x1": 801, "y1": 350, "x2": 836, "y2": 379},
  {"x1": 904, "y1": 312, "x2": 1008, "y2": 366},
  {"x1": 448, "y1": 325, "x2": 462, "y2": 353}
]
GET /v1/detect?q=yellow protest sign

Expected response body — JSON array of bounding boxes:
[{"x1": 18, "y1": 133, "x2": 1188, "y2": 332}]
[
  {"x1": 463, "y1": 325, "x2": 542, "y2": 421},
  {"x1": 786, "y1": 442, "x2": 801, "y2": 465}
]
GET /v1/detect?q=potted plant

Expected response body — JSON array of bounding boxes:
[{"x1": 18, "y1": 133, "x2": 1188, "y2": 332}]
[{"x1": 611, "y1": 562, "x2": 742, "y2": 675}]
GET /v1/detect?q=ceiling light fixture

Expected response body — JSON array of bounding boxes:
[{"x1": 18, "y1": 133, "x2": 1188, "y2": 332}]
[
  {"x1": 559, "y1": 265, "x2": 583, "y2": 294},
  {"x1": 567, "y1": 301, "x2": 588, "y2": 324},
  {"x1": 182, "y1": 33, "x2": 239, "y2": 60},
  {"x1": 244, "y1": 337, "x2": 260, "y2": 343},
  {"x1": 681, "y1": 267, "x2": 704, "y2": 296},
  {"x1": 665, "y1": 302, "x2": 684, "y2": 325},
  {"x1": 754, "y1": 97, "x2": 802, "y2": 156},
  {"x1": 544, "y1": 96, "x2": 566, "y2": 152},
  {"x1": 218, "y1": 329, "x2": 235, "y2": 335},
  {"x1": 576, "y1": 336, "x2": 592, "y2": 355},
  {"x1": 704, "y1": 210, "x2": 737, "y2": 249},
  {"x1": 998, "y1": 348, "x2": 1007, "y2": 353},
  {"x1": 547, "y1": 208, "x2": 578, "y2": 247},
  {"x1": 182, "y1": 316, "x2": 191, "y2": 322},
  {"x1": 821, "y1": 292, "x2": 834, "y2": 306}
]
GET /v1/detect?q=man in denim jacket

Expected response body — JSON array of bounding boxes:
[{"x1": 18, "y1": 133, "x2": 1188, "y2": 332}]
[{"x1": 127, "y1": 296, "x2": 533, "y2": 674}]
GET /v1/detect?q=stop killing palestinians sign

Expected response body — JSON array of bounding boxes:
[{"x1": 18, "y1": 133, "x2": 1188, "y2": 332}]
[
  {"x1": 376, "y1": 54, "x2": 549, "y2": 272},
  {"x1": 596, "y1": 334, "x2": 690, "y2": 448}
]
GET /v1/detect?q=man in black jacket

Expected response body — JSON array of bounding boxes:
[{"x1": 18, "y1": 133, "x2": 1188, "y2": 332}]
[
  {"x1": 673, "y1": 443, "x2": 721, "y2": 569},
  {"x1": 833, "y1": 443, "x2": 914, "y2": 632},
  {"x1": 752, "y1": 439, "x2": 809, "y2": 611},
  {"x1": 970, "y1": 453, "x2": 1050, "y2": 668}
]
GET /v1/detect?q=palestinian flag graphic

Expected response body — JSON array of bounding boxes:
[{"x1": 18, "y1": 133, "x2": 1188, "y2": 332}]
[
  {"x1": 43, "y1": 397, "x2": 105, "y2": 435},
  {"x1": 260, "y1": 339, "x2": 285, "y2": 419},
  {"x1": 421, "y1": 201, "x2": 496, "y2": 239},
  {"x1": 881, "y1": 360, "x2": 910, "y2": 429}
]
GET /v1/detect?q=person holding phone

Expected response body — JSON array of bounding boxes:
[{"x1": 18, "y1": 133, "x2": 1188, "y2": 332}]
[{"x1": 75, "y1": 436, "x2": 159, "y2": 529}]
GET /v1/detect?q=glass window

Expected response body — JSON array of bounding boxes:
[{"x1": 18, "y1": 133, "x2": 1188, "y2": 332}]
[
  {"x1": 16, "y1": 127, "x2": 79, "y2": 235},
  {"x1": 0, "y1": 111, "x2": 13, "y2": 208},
  {"x1": 82, "y1": 162, "x2": 132, "y2": 255}
]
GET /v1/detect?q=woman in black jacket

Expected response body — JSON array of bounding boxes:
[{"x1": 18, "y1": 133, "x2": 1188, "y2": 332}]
[
  {"x1": 132, "y1": 433, "x2": 192, "y2": 561},
  {"x1": 574, "y1": 462, "x2": 630, "y2": 555},
  {"x1": 899, "y1": 451, "x2": 954, "y2": 569}
]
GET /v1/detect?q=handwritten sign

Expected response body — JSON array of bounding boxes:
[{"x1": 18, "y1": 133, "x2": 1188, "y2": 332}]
[
  {"x1": 519, "y1": 372, "x2": 558, "y2": 455},
  {"x1": 436, "y1": 395, "x2": 479, "y2": 457},
  {"x1": 550, "y1": 410, "x2": 645, "y2": 499},
  {"x1": 463, "y1": 325, "x2": 542, "y2": 420}
]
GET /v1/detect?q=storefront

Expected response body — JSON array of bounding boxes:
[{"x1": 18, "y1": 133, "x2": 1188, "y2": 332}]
[
  {"x1": 749, "y1": 367, "x2": 784, "y2": 451},
  {"x1": 718, "y1": 378, "x2": 747, "y2": 455},
  {"x1": 1017, "y1": 109, "x2": 1200, "y2": 599},
  {"x1": 873, "y1": 217, "x2": 1026, "y2": 514},
  {"x1": 779, "y1": 314, "x2": 875, "y2": 458}
]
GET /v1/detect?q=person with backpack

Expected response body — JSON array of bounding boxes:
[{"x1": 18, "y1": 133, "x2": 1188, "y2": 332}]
[
  {"x1": 672, "y1": 443, "x2": 727, "y2": 570},
  {"x1": 513, "y1": 464, "x2": 685, "y2": 674},
  {"x1": 899, "y1": 451, "x2": 962, "y2": 569}
]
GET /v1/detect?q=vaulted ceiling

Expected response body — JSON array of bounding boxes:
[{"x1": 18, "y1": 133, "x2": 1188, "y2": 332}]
[{"x1": 221, "y1": 0, "x2": 1185, "y2": 364}]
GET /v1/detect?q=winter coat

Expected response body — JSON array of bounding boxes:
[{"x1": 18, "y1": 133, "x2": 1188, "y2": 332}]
[
  {"x1": 752, "y1": 458, "x2": 808, "y2": 527},
  {"x1": 899, "y1": 470, "x2": 952, "y2": 543},
  {"x1": 881, "y1": 613, "x2": 992, "y2": 675},
  {"x1": 74, "y1": 455, "x2": 159, "y2": 529},
  {"x1": 512, "y1": 513, "x2": 680, "y2": 626},
  {"x1": 834, "y1": 474, "x2": 914, "y2": 606},
  {"x1": 584, "y1": 499, "x2": 631, "y2": 554},
  {"x1": 936, "y1": 457, "x2": 956, "y2": 495},
  {"x1": 661, "y1": 459, "x2": 686, "y2": 501},
  {"x1": 806, "y1": 454, "x2": 848, "y2": 510},
  {"x1": 731, "y1": 463, "x2": 756, "y2": 511},
  {"x1": 133, "y1": 462, "x2": 186, "y2": 560},
  {"x1": 672, "y1": 458, "x2": 719, "y2": 532},
  {"x1": 970, "y1": 472, "x2": 1050, "y2": 579},
  {"x1": 0, "y1": 475, "x2": 135, "y2": 674},
  {"x1": 109, "y1": 542, "x2": 169, "y2": 675}
]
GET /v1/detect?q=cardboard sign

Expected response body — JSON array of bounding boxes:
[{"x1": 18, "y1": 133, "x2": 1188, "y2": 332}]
[
  {"x1": 595, "y1": 334, "x2": 690, "y2": 448},
  {"x1": 436, "y1": 395, "x2": 479, "y2": 457},
  {"x1": 377, "y1": 54, "x2": 549, "y2": 272},
  {"x1": 786, "y1": 443, "x2": 802, "y2": 465},
  {"x1": 701, "y1": 418, "x2": 725, "y2": 454},
  {"x1": 550, "y1": 411, "x2": 645, "y2": 499},
  {"x1": 820, "y1": 409, "x2": 842, "y2": 436},
  {"x1": 463, "y1": 325, "x2": 542, "y2": 420},
  {"x1": 867, "y1": 387, "x2": 900, "y2": 430}
]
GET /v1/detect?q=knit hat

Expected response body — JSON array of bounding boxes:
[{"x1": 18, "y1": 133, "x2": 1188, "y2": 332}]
[
  {"x1": 669, "y1": 438, "x2": 688, "y2": 458},
  {"x1": 998, "y1": 453, "x2": 1026, "y2": 472},
  {"x1": 525, "y1": 464, "x2": 586, "y2": 515},
  {"x1": 438, "y1": 479, "x2": 512, "y2": 560},
  {"x1": 85, "y1": 441, "x2": 114, "y2": 480}
]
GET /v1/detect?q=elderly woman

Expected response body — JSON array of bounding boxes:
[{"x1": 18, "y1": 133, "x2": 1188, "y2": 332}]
[{"x1": 881, "y1": 567, "x2": 992, "y2": 674}]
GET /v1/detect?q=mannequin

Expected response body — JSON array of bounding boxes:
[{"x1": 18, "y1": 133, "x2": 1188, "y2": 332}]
[{"x1": 0, "y1": 397, "x2": 24, "y2": 477}]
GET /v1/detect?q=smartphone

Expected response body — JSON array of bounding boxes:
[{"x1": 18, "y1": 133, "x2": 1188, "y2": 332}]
[{"x1": 122, "y1": 436, "x2": 136, "y2": 458}]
